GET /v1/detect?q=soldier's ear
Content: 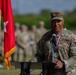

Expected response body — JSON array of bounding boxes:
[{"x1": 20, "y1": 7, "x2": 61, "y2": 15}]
[{"x1": 62, "y1": 19, "x2": 64, "y2": 26}]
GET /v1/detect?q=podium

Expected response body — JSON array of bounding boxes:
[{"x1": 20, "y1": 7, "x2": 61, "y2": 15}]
[{"x1": 11, "y1": 61, "x2": 44, "y2": 75}]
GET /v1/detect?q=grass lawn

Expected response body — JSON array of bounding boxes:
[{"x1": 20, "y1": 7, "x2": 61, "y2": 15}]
[
  {"x1": 0, "y1": 66, "x2": 20, "y2": 75},
  {"x1": 0, "y1": 63, "x2": 42, "y2": 75}
]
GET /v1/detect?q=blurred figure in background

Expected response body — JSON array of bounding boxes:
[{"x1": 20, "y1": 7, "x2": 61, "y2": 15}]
[
  {"x1": 29, "y1": 25, "x2": 37, "y2": 57},
  {"x1": 17, "y1": 25, "x2": 30, "y2": 61},
  {"x1": 15, "y1": 23, "x2": 21, "y2": 37},
  {"x1": 37, "y1": 21, "x2": 47, "y2": 42},
  {"x1": 14, "y1": 23, "x2": 21, "y2": 61},
  {"x1": 0, "y1": 30, "x2": 4, "y2": 68}
]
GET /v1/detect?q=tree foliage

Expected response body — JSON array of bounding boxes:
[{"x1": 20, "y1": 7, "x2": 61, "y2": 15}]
[{"x1": 14, "y1": 8, "x2": 76, "y2": 29}]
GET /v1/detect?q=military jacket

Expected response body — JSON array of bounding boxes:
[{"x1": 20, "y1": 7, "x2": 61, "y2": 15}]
[
  {"x1": 36, "y1": 28, "x2": 76, "y2": 75},
  {"x1": 36, "y1": 28, "x2": 47, "y2": 42},
  {"x1": 17, "y1": 32, "x2": 30, "y2": 49}
]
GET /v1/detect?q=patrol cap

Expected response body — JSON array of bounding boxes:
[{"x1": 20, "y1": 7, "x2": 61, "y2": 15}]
[
  {"x1": 32, "y1": 25, "x2": 37, "y2": 29},
  {"x1": 15, "y1": 22, "x2": 20, "y2": 28},
  {"x1": 39, "y1": 21, "x2": 44, "y2": 25},
  {"x1": 21, "y1": 25, "x2": 28, "y2": 29},
  {"x1": 51, "y1": 12, "x2": 64, "y2": 20}
]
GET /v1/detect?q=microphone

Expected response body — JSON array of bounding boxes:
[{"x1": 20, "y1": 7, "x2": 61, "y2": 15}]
[{"x1": 52, "y1": 34, "x2": 57, "y2": 47}]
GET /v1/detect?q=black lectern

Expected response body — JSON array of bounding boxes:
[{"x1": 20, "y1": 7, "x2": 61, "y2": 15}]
[{"x1": 11, "y1": 62, "x2": 43, "y2": 75}]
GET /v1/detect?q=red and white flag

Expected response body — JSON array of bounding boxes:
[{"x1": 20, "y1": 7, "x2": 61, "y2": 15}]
[
  {"x1": 0, "y1": 0, "x2": 16, "y2": 69},
  {"x1": 0, "y1": 0, "x2": 2, "y2": 26}
]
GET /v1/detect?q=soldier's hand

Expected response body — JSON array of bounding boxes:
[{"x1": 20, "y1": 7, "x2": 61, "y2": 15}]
[
  {"x1": 23, "y1": 45, "x2": 26, "y2": 49},
  {"x1": 55, "y1": 60, "x2": 63, "y2": 69}
]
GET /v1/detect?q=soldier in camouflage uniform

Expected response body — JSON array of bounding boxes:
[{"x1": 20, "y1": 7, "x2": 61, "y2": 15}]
[
  {"x1": 14, "y1": 23, "x2": 21, "y2": 61},
  {"x1": 0, "y1": 30, "x2": 4, "y2": 68},
  {"x1": 0, "y1": 30, "x2": 4, "y2": 58},
  {"x1": 36, "y1": 12, "x2": 76, "y2": 75},
  {"x1": 36, "y1": 21, "x2": 47, "y2": 43},
  {"x1": 29, "y1": 25, "x2": 37, "y2": 56},
  {"x1": 17, "y1": 25, "x2": 30, "y2": 61}
]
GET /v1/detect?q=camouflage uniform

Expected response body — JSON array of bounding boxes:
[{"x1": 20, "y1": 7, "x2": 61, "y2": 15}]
[
  {"x1": 17, "y1": 25, "x2": 30, "y2": 62},
  {"x1": 0, "y1": 31, "x2": 4, "y2": 62},
  {"x1": 36, "y1": 28, "x2": 76, "y2": 75},
  {"x1": 14, "y1": 23, "x2": 21, "y2": 61},
  {"x1": 0, "y1": 30, "x2": 4, "y2": 68},
  {"x1": 36, "y1": 21, "x2": 47, "y2": 42},
  {"x1": 29, "y1": 25, "x2": 37, "y2": 56}
]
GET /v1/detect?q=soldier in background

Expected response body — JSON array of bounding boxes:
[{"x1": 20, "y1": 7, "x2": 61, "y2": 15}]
[
  {"x1": 36, "y1": 12, "x2": 76, "y2": 75},
  {"x1": 0, "y1": 30, "x2": 4, "y2": 68},
  {"x1": 29, "y1": 25, "x2": 37, "y2": 56},
  {"x1": 14, "y1": 22, "x2": 21, "y2": 61},
  {"x1": 15, "y1": 23, "x2": 21, "y2": 37},
  {"x1": 17, "y1": 25, "x2": 30, "y2": 61},
  {"x1": 37, "y1": 21, "x2": 47, "y2": 42},
  {"x1": 0, "y1": 30, "x2": 4, "y2": 57}
]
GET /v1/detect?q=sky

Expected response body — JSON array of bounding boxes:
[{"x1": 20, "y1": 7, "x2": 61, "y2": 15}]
[{"x1": 11, "y1": 0, "x2": 76, "y2": 14}]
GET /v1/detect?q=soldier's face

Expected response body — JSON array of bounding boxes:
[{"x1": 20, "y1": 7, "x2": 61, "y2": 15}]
[{"x1": 51, "y1": 19, "x2": 64, "y2": 34}]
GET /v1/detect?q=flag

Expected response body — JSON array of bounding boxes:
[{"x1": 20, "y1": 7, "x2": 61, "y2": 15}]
[
  {"x1": 0, "y1": 0, "x2": 2, "y2": 28},
  {"x1": 1, "y1": 0, "x2": 16, "y2": 69},
  {"x1": 0, "y1": 0, "x2": 2, "y2": 14}
]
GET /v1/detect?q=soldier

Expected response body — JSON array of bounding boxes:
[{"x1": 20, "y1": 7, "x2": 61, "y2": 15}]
[
  {"x1": 14, "y1": 22, "x2": 21, "y2": 61},
  {"x1": 15, "y1": 22, "x2": 21, "y2": 37},
  {"x1": 17, "y1": 25, "x2": 30, "y2": 61},
  {"x1": 0, "y1": 30, "x2": 4, "y2": 57},
  {"x1": 0, "y1": 30, "x2": 4, "y2": 68},
  {"x1": 29, "y1": 25, "x2": 37, "y2": 56},
  {"x1": 37, "y1": 21, "x2": 47, "y2": 42},
  {"x1": 35, "y1": 12, "x2": 76, "y2": 75}
]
